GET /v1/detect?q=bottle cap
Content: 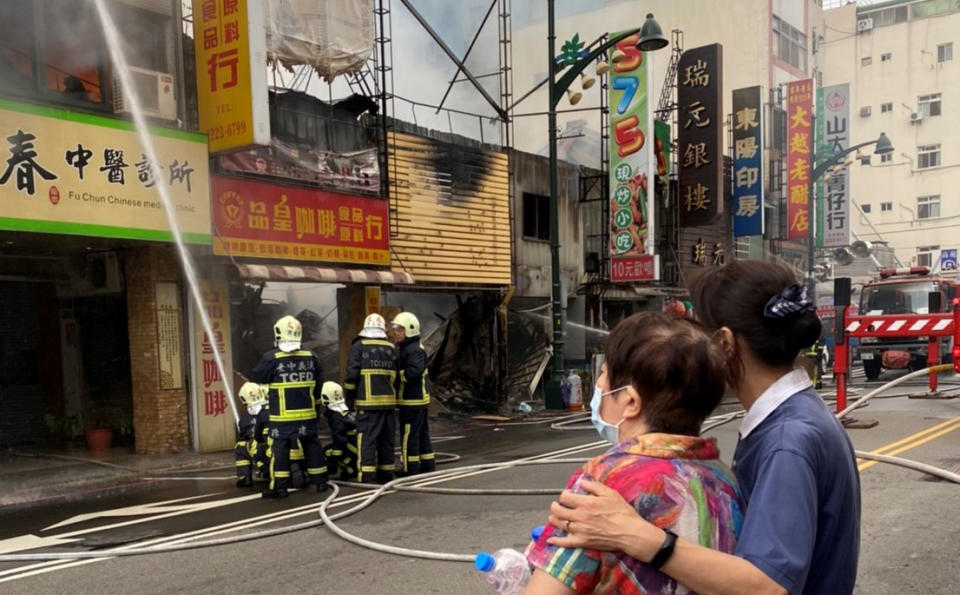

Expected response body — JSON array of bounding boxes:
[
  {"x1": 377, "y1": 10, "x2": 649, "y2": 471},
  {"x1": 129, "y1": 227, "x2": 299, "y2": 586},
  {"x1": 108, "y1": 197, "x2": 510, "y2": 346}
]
[
  {"x1": 474, "y1": 551, "x2": 495, "y2": 572},
  {"x1": 531, "y1": 525, "x2": 545, "y2": 541}
]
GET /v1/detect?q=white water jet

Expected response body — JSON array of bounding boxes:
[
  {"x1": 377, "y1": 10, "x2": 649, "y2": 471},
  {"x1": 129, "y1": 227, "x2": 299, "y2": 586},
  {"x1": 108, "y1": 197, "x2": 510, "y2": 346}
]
[{"x1": 93, "y1": 0, "x2": 238, "y2": 426}]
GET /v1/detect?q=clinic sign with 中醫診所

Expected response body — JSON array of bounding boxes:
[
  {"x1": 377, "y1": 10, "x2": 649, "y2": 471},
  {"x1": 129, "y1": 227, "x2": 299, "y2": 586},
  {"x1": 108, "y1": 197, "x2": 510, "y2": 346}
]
[{"x1": 0, "y1": 99, "x2": 211, "y2": 244}]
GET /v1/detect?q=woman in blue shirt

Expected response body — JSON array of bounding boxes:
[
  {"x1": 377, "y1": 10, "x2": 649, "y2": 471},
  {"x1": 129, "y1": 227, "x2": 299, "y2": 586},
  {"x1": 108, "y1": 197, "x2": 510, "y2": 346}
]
[{"x1": 547, "y1": 261, "x2": 861, "y2": 595}]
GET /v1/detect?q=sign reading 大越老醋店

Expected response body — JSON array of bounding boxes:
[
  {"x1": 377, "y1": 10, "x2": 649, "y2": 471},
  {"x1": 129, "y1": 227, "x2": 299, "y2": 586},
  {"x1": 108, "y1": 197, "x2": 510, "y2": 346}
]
[
  {"x1": 732, "y1": 86, "x2": 764, "y2": 237},
  {"x1": 787, "y1": 79, "x2": 813, "y2": 241},
  {"x1": 0, "y1": 99, "x2": 211, "y2": 244}
]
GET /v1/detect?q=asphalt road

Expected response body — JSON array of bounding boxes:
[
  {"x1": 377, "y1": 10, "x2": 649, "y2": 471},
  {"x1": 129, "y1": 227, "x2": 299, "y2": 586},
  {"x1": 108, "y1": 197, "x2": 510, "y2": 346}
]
[{"x1": 1, "y1": 373, "x2": 958, "y2": 594}]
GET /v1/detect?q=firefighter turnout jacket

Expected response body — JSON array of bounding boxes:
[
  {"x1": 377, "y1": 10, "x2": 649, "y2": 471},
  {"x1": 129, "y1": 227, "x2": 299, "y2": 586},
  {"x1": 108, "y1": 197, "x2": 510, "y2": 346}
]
[
  {"x1": 395, "y1": 336, "x2": 430, "y2": 407},
  {"x1": 344, "y1": 338, "x2": 398, "y2": 410},
  {"x1": 252, "y1": 349, "x2": 322, "y2": 426}
]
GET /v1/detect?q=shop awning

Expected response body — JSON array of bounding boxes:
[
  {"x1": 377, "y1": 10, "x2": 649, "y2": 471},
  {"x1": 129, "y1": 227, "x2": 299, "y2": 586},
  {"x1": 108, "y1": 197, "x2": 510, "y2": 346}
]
[{"x1": 234, "y1": 264, "x2": 415, "y2": 285}]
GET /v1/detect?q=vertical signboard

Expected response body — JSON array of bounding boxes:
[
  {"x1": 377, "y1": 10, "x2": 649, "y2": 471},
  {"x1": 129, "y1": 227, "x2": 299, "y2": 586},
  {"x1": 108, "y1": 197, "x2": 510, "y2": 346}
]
[
  {"x1": 155, "y1": 282, "x2": 184, "y2": 390},
  {"x1": 822, "y1": 84, "x2": 851, "y2": 247},
  {"x1": 364, "y1": 286, "x2": 381, "y2": 315},
  {"x1": 786, "y1": 79, "x2": 813, "y2": 240},
  {"x1": 608, "y1": 31, "x2": 657, "y2": 281},
  {"x1": 192, "y1": 280, "x2": 235, "y2": 452},
  {"x1": 732, "y1": 86, "x2": 764, "y2": 237},
  {"x1": 678, "y1": 44, "x2": 723, "y2": 227},
  {"x1": 192, "y1": 0, "x2": 270, "y2": 153},
  {"x1": 815, "y1": 86, "x2": 826, "y2": 247}
]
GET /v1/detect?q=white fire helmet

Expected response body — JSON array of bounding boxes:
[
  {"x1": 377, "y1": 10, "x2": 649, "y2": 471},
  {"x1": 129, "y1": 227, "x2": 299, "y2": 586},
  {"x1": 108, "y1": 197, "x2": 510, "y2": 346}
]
[
  {"x1": 320, "y1": 381, "x2": 348, "y2": 413},
  {"x1": 238, "y1": 382, "x2": 268, "y2": 416},
  {"x1": 359, "y1": 313, "x2": 387, "y2": 339},
  {"x1": 391, "y1": 312, "x2": 421, "y2": 338},
  {"x1": 274, "y1": 315, "x2": 302, "y2": 352}
]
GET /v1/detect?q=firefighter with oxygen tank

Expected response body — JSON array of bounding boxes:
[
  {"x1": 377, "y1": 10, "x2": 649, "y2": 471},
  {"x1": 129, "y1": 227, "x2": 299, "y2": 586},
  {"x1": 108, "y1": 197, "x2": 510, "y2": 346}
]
[
  {"x1": 252, "y1": 315, "x2": 328, "y2": 499},
  {"x1": 345, "y1": 313, "x2": 398, "y2": 484},
  {"x1": 391, "y1": 312, "x2": 436, "y2": 476}
]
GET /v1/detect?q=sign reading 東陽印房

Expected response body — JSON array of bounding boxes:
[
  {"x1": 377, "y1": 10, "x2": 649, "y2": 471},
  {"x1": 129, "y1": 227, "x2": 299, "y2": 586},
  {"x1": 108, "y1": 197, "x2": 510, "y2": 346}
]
[
  {"x1": 732, "y1": 86, "x2": 764, "y2": 237},
  {"x1": 0, "y1": 99, "x2": 211, "y2": 243}
]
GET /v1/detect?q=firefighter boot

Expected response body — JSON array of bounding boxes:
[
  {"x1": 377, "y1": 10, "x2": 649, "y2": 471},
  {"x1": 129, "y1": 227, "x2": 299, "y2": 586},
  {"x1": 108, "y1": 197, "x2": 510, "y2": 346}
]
[{"x1": 261, "y1": 488, "x2": 289, "y2": 499}]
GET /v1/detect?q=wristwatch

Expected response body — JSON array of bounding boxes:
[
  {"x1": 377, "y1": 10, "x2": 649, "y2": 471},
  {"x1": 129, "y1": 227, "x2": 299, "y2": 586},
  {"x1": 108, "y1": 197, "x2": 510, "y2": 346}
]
[{"x1": 648, "y1": 529, "x2": 678, "y2": 570}]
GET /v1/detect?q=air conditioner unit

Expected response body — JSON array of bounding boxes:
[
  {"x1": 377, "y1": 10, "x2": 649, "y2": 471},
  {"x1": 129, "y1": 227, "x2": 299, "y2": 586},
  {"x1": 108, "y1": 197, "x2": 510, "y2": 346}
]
[
  {"x1": 860, "y1": 106, "x2": 872, "y2": 117},
  {"x1": 113, "y1": 67, "x2": 177, "y2": 121},
  {"x1": 857, "y1": 18, "x2": 874, "y2": 32},
  {"x1": 910, "y1": 111, "x2": 924, "y2": 123}
]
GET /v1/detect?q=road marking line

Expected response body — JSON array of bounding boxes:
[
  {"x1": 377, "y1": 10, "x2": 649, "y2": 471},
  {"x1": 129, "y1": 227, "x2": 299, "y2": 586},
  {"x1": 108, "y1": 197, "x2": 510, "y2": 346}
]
[
  {"x1": 0, "y1": 439, "x2": 599, "y2": 583},
  {"x1": 863, "y1": 416, "x2": 960, "y2": 456},
  {"x1": 858, "y1": 418, "x2": 960, "y2": 472}
]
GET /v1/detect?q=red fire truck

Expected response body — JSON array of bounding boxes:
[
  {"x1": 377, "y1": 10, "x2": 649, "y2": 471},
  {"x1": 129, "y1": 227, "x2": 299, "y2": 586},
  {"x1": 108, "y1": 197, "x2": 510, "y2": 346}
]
[{"x1": 856, "y1": 266, "x2": 956, "y2": 379}]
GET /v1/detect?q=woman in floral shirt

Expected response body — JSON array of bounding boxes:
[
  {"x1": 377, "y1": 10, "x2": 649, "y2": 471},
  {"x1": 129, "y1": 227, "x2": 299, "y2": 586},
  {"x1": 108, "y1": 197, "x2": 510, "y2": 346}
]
[{"x1": 525, "y1": 312, "x2": 744, "y2": 594}]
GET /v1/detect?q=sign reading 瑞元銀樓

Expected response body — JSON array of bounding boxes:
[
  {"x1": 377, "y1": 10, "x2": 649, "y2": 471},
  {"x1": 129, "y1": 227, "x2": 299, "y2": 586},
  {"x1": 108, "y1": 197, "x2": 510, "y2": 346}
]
[{"x1": 678, "y1": 43, "x2": 723, "y2": 228}]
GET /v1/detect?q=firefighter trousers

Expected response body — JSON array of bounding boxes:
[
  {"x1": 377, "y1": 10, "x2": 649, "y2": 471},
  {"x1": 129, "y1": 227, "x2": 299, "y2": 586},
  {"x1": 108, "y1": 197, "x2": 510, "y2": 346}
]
[
  {"x1": 269, "y1": 425, "x2": 328, "y2": 491},
  {"x1": 234, "y1": 439, "x2": 257, "y2": 484},
  {"x1": 325, "y1": 434, "x2": 358, "y2": 480},
  {"x1": 355, "y1": 409, "x2": 396, "y2": 484},
  {"x1": 399, "y1": 406, "x2": 435, "y2": 476}
]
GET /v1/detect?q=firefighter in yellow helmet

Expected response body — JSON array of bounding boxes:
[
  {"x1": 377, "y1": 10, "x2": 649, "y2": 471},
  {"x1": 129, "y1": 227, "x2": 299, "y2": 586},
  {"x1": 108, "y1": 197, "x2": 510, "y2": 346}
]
[
  {"x1": 391, "y1": 312, "x2": 435, "y2": 476},
  {"x1": 320, "y1": 381, "x2": 358, "y2": 481},
  {"x1": 235, "y1": 382, "x2": 269, "y2": 487},
  {"x1": 252, "y1": 315, "x2": 328, "y2": 498},
  {"x1": 345, "y1": 313, "x2": 398, "y2": 484}
]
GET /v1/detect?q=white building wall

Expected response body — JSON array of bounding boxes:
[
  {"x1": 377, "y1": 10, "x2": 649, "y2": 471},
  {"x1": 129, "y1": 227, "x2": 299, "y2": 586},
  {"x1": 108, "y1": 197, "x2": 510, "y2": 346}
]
[{"x1": 824, "y1": 1, "x2": 960, "y2": 269}]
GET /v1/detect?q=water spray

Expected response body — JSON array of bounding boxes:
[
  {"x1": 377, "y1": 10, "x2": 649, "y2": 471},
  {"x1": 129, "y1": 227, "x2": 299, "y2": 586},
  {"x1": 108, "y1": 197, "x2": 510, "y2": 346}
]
[{"x1": 93, "y1": 0, "x2": 238, "y2": 426}]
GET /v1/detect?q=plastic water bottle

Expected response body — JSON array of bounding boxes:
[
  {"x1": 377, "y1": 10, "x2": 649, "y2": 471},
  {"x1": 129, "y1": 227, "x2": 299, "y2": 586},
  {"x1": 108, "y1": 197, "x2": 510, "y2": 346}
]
[{"x1": 474, "y1": 548, "x2": 531, "y2": 595}]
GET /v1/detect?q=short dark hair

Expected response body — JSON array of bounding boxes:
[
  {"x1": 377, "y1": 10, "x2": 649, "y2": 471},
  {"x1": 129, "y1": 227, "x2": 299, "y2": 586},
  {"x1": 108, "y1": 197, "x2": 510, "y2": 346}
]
[
  {"x1": 688, "y1": 260, "x2": 822, "y2": 385},
  {"x1": 604, "y1": 312, "x2": 726, "y2": 436}
]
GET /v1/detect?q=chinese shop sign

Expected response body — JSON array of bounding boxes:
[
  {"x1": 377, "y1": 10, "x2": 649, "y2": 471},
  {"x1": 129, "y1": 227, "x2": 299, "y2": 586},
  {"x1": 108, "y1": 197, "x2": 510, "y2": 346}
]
[
  {"x1": 732, "y1": 86, "x2": 764, "y2": 237},
  {"x1": 0, "y1": 99, "x2": 210, "y2": 243},
  {"x1": 192, "y1": 0, "x2": 269, "y2": 153},
  {"x1": 211, "y1": 176, "x2": 390, "y2": 265},
  {"x1": 786, "y1": 79, "x2": 813, "y2": 240},
  {"x1": 608, "y1": 31, "x2": 658, "y2": 280},
  {"x1": 678, "y1": 44, "x2": 723, "y2": 227},
  {"x1": 820, "y1": 84, "x2": 850, "y2": 247},
  {"x1": 192, "y1": 279, "x2": 235, "y2": 452}
]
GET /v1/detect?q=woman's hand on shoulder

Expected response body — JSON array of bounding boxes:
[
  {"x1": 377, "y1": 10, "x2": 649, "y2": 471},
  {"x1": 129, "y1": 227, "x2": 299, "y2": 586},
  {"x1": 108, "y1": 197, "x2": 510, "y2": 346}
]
[{"x1": 546, "y1": 480, "x2": 665, "y2": 561}]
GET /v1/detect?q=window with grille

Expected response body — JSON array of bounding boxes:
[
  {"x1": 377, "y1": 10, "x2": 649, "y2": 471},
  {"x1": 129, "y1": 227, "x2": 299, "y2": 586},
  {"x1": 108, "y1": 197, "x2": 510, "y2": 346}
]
[{"x1": 938, "y1": 42, "x2": 953, "y2": 62}]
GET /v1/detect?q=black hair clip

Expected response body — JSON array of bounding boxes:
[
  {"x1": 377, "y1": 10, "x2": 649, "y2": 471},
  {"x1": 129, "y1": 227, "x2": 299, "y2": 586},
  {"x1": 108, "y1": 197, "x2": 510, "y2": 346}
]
[{"x1": 763, "y1": 284, "x2": 815, "y2": 319}]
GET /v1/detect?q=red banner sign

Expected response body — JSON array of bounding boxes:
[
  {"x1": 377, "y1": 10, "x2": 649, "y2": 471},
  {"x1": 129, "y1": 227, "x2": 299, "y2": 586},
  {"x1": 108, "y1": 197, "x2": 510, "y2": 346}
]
[
  {"x1": 786, "y1": 79, "x2": 813, "y2": 240},
  {"x1": 211, "y1": 176, "x2": 389, "y2": 265},
  {"x1": 610, "y1": 255, "x2": 659, "y2": 283}
]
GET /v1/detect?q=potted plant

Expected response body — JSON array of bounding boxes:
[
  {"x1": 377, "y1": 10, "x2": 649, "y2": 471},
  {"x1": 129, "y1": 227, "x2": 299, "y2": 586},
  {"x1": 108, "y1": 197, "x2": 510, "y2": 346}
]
[
  {"x1": 43, "y1": 413, "x2": 82, "y2": 446},
  {"x1": 83, "y1": 401, "x2": 113, "y2": 453}
]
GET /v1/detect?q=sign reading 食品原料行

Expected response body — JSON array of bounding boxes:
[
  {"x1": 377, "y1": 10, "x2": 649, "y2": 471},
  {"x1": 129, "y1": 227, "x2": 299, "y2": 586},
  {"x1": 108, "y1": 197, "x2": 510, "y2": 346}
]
[{"x1": 192, "y1": 0, "x2": 270, "y2": 153}]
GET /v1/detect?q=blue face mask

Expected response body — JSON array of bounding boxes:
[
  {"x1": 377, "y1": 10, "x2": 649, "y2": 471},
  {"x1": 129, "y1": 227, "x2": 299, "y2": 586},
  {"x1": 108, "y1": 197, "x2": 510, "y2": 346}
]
[{"x1": 590, "y1": 385, "x2": 627, "y2": 445}]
